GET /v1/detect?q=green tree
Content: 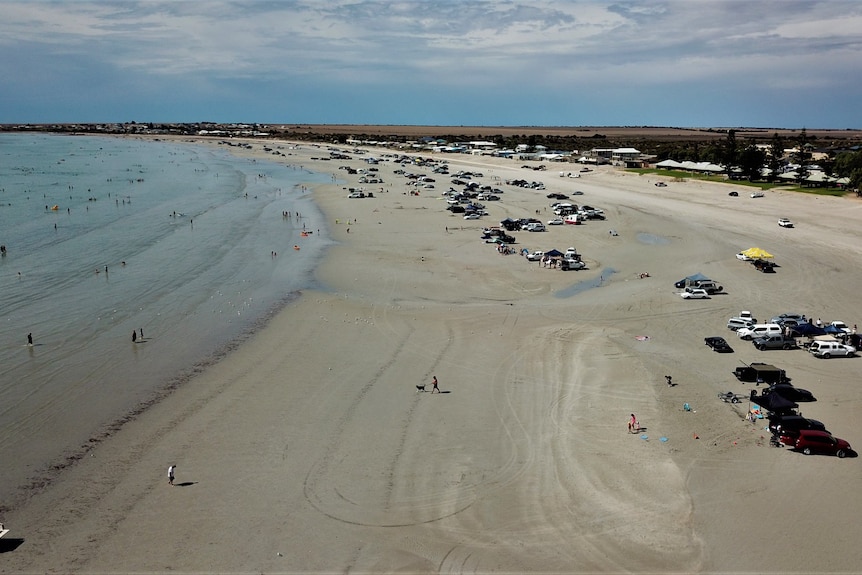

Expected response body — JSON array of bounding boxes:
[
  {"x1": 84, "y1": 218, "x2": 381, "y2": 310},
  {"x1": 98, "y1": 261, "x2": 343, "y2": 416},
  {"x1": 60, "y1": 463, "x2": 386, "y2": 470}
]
[
  {"x1": 833, "y1": 150, "x2": 862, "y2": 177},
  {"x1": 767, "y1": 133, "x2": 783, "y2": 182},
  {"x1": 738, "y1": 146, "x2": 767, "y2": 181},
  {"x1": 722, "y1": 130, "x2": 739, "y2": 169}
]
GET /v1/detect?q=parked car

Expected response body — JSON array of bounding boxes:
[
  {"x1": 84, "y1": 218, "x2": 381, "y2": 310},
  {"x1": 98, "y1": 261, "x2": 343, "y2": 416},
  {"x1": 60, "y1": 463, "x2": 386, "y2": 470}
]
[
  {"x1": 764, "y1": 384, "x2": 816, "y2": 403},
  {"x1": 752, "y1": 334, "x2": 798, "y2": 350},
  {"x1": 547, "y1": 217, "x2": 564, "y2": 226},
  {"x1": 728, "y1": 191, "x2": 739, "y2": 197},
  {"x1": 736, "y1": 252, "x2": 753, "y2": 261},
  {"x1": 463, "y1": 213, "x2": 481, "y2": 220},
  {"x1": 778, "y1": 218, "x2": 794, "y2": 228},
  {"x1": 728, "y1": 311, "x2": 756, "y2": 331},
  {"x1": 525, "y1": 222, "x2": 546, "y2": 232},
  {"x1": 654, "y1": 182, "x2": 667, "y2": 187},
  {"x1": 694, "y1": 280, "x2": 723, "y2": 294},
  {"x1": 785, "y1": 429, "x2": 852, "y2": 457},
  {"x1": 733, "y1": 362, "x2": 788, "y2": 384},
  {"x1": 751, "y1": 191, "x2": 764, "y2": 198},
  {"x1": 560, "y1": 258, "x2": 585, "y2": 271},
  {"x1": 809, "y1": 340, "x2": 856, "y2": 358},
  {"x1": 564, "y1": 247, "x2": 579, "y2": 259},
  {"x1": 829, "y1": 321, "x2": 851, "y2": 334},
  {"x1": 727, "y1": 318, "x2": 755, "y2": 331},
  {"x1": 704, "y1": 336, "x2": 734, "y2": 353},
  {"x1": 770, "y1": 313, "x2": 805, "y2": 324},
  {"x1": 737, "y1": 323, "x2": 782, "y2": 340},
  {"x1": 525, "y1": 251, "x2": 544, "y2": 261},
  {"x1": 680, "y1": 288, "x2": 710, "y2": 299},
  {"x1": 769, "y1": 415, "x2": 828, "y2": 437}
]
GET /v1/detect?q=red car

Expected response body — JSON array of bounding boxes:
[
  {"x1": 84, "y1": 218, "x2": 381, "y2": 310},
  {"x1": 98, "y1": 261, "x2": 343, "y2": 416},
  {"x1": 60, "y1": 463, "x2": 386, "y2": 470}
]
[{"x1": 783, "y1": 429, "x2": 852, "y2": 458}]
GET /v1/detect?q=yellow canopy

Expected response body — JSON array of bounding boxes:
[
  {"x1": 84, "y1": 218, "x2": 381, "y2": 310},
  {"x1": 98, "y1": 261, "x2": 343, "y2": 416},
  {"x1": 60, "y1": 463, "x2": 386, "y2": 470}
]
[{"x1": 741, "y1": 247, "x2": 774, "y2": 259}]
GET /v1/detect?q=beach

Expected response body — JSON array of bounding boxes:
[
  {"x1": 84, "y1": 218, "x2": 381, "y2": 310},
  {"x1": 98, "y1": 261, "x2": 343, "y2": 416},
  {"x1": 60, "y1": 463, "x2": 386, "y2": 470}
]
[{"x1": 3, "y1": 138, "x2": 862, "y2": 573}]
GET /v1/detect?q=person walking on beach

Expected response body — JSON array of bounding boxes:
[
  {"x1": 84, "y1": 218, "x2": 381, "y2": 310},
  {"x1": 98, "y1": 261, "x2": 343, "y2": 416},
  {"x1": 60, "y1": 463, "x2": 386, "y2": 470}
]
[
  {"x1": 139, "y1": 328, "x2": 144, "y2": 340},
  {"x1": 132, "y1": 330, "x2": 137, "y2": 343},
  {"x1": 27, "y1": 332, "x2": 33, "y2": 346},
  {"x1": 168, "y1": 464, "x2": 176, "y2": 485},
  {"x1": 665, "y1": 375, "x2": 673, "y2": 387},
  {"x1": 628, "y1": 413, "x2": 638, "y2": 433},
  {"x1": 431, "y1": 376, "x2": 440, "y2": 394}
]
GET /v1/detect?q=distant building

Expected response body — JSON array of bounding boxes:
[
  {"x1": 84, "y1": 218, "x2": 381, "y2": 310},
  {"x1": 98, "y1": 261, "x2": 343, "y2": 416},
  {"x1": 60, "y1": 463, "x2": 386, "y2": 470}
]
[{"x1": 586, "y1": 147, "x2": 643, "y2": 167}]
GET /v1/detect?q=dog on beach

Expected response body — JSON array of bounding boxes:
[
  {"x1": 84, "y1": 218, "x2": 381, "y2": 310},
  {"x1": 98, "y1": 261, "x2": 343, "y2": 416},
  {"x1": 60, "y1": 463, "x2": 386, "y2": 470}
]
[{"x1": 416, "y1": 384, "x2": 426, "y2": 392}]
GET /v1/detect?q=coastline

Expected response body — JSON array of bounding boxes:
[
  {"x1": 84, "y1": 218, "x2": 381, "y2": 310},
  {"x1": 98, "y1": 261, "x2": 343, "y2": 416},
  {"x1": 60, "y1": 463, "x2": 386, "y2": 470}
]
[{"x1": 3, "y1": 136, "x2": 862, "y2": 573}]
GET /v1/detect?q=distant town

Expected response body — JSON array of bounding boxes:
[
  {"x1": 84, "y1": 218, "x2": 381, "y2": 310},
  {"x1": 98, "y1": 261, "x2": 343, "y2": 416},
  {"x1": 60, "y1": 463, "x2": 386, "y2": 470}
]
[{"x1": 3, "y1": 122, "x2": 861, "y2": 191}]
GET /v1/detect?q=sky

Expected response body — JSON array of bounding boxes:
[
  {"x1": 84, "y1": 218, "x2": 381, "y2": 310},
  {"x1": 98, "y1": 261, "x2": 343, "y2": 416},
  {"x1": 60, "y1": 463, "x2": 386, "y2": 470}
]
[{"x1": 1, "y1": 0, "x2": 861, "y2": 129}]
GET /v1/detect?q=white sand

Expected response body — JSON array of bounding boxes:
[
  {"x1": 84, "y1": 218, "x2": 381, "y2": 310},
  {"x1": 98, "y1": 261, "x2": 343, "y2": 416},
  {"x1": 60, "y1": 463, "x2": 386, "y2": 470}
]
[{"x1": 3, "y1": 139, "x2": 862, "y2": 573}]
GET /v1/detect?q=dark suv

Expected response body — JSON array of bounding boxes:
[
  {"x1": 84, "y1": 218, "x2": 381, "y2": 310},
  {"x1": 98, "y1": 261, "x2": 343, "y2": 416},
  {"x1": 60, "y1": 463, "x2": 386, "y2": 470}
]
[{"x1": 769, "y1": 414, "x2": 827, "y2": 437}]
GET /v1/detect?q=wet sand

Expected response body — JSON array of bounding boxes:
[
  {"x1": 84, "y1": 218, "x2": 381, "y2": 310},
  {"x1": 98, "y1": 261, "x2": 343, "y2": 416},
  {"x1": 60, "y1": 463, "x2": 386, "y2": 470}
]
[{"x1": 3, "y1": 139, "x2": 862, "y2": 573}]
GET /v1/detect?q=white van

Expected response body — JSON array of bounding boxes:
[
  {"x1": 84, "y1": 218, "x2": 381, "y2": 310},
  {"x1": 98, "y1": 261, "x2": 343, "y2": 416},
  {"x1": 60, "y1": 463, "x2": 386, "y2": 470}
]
[
  {"x1": 737, "y1": 323, "x2": 782, "y2": 340},
  {"x1": 727, "y1": 318, "x2": 754, "y2": 331},
  {"x1": 809, "y1": 341, "x2": 856, "y2": 358}
]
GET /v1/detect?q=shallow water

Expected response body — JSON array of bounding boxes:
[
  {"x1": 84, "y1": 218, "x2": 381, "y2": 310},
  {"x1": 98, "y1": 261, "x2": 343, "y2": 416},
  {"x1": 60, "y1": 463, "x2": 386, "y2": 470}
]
[
  {"x1": 636, "y1": 232, "x2": 671, "y2": 245},
  {"x1": 0, "y1": 134, "x2": 332, "y2": 502},
  {"x1": 555, "y1": 267, "x2": 617, "y2": 298}
]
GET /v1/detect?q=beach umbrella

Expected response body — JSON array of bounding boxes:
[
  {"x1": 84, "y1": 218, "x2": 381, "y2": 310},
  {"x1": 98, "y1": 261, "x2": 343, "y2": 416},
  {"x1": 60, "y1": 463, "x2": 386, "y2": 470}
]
[{"x1": 741, "y1": 247, "x2": 774, "y2": 259}]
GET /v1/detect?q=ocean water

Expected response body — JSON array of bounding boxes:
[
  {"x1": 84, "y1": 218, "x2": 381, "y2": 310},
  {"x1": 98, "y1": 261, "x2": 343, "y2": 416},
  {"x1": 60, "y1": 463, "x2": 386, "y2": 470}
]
[{"x1": 0, "y1": 134, "x2": 333, "y2": 504}]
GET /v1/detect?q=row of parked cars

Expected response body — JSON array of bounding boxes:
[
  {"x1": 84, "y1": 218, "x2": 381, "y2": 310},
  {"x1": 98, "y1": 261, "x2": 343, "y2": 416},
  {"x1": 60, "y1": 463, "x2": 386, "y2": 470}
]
[
  {"x1": 705, "y1": 311, "x2": 855, "y2": 458},
  {"x1": 726, "y1": 312, "x2": 858, "y2": 358}
]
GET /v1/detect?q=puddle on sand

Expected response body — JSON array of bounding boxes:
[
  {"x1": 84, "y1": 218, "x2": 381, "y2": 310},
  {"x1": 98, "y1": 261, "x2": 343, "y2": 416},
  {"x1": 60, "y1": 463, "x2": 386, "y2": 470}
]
[
  {"x1": 637, "y1": 232, "x2": 671, "y2": 245},
  {"x1": 555, "y1": 268, "x2": 617, "y2": 298}
]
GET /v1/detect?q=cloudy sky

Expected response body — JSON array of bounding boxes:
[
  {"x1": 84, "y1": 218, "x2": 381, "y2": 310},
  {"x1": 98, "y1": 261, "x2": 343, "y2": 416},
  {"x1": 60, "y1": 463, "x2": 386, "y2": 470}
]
[{"x1": 2, "y1": 0, "x2": 860, "y2": 128}]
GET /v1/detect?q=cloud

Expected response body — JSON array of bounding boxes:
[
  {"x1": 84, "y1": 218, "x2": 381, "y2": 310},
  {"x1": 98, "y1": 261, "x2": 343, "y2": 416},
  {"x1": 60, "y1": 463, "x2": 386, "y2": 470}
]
[{"x1": 0, "y1": 0, "x2": 859, "y2": 126}]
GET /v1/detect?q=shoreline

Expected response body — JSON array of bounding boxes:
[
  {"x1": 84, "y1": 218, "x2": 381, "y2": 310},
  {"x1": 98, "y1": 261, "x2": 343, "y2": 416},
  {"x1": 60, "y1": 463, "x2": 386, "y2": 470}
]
[{"x1": 3, "y1": 136, "x2": 862, "y2": 572}]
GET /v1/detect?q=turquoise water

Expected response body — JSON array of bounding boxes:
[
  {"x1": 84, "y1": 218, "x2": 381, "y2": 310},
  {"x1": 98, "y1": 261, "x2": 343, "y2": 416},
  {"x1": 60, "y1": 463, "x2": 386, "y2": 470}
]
[{"x1": 0, "y1": 134, "x2": 332, "y2": 503}]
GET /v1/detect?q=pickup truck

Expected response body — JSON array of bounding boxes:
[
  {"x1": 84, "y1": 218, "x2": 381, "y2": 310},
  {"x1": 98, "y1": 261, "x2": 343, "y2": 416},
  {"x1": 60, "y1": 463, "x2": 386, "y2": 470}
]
[
  {"x1": 733, "y1": 362, "x2": 789, "y2": 384},
  {"x1": 753, "y1": 334, "x2": 798, "y2": 350}
]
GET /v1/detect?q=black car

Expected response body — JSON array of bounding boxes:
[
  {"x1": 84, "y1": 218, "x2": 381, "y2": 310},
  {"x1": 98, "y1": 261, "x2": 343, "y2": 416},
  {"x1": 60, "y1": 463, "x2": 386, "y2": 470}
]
[
  {"x1": 705, "y1": 336, "x2": 734, "y2": 353},
  {"x1": 763, "y1": 384, "x2": 816, "y2": 403},
  {"x1": 768, "y1": 414, "x2": 828, "y2": 436},
  {"x1": 729, "y1": 191, "x2": 739, "y2": 196}
]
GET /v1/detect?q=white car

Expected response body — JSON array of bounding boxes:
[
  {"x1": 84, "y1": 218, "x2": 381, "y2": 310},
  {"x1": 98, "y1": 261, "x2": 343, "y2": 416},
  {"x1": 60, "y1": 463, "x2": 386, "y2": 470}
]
[
  {"x1": 829, "y1": 321, "x2": 851, "y2": 334},
  {"x1": 525, "y1": 223, "x2": 546, "y2": 232},
  {"x1": 525, "y1": 251, "x2": 544, "y2": 261},
  {"x1": 736, "y1": 252, "x2": 753, "y2": 261},
  {"x1": 778, "y1": 218, "x2": 794, "y2": 228},
  {"x1": 809, "y1": 341, "x2": 856, "y2": 358},
  {"x1": 680, "y1": 288, "x2": 710, "y2": 299},
  {"x1": 547, "y1": 217, "x2": 564, "y2": 226},
  {"x1": 751, "y1": 191, "x2": 764, "y2": 198},
  {"x1": 463, "y1": 213, "x2": 481, "y2": 220}
]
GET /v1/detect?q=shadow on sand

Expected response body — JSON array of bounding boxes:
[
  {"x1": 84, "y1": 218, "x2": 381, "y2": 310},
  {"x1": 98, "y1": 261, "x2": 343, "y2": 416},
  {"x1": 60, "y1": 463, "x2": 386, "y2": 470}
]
[{"x1": 0, "y1": 538, "x2": 25, "y2": 553}]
